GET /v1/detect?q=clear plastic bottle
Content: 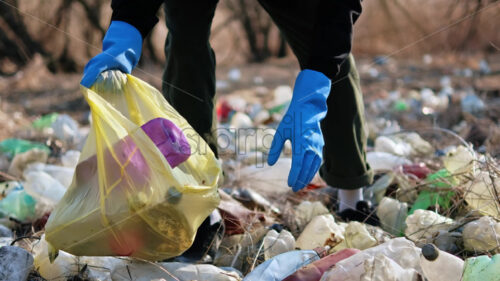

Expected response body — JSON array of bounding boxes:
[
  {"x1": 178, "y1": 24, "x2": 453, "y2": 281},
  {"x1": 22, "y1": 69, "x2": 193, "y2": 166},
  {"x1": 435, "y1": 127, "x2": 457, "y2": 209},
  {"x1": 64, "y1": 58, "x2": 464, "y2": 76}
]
[{"x1": 420, "y1": 244, "x2": 464, "y2": 281}]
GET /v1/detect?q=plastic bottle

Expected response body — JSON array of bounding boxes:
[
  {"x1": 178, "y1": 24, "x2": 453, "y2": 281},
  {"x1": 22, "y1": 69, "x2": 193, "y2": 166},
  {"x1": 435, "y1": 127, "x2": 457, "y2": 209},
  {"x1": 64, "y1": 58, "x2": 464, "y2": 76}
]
[
  {"x1": 23, "y1": 171, "x2": 67, "y2": 205},
  {"x1": 25, "y1": 163, "x2": 74, "y2": 188},
  {"x1": 420, "y1": 244, "x2": 464, "y2": 281},
  {"x1": 462, "y1": 254, "x2": 500, "y2": 281},
  {"x1": 376, "y1": 197, "x2": 408, "y2": 236},
  {"x1": 366, "y1": 151, "x2": 411, "y2": 171},
  {"x1": 462, "y1": 216, "x2": 500, "y2": 253}
]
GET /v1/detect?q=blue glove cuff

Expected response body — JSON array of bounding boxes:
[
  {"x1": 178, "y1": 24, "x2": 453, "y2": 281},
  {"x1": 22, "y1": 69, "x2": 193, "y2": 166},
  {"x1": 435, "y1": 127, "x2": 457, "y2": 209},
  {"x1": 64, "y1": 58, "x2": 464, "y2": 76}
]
[
  {"x1": 293, "y1": 69, "x2": 331, "y2": 102},
  {"x1": 104, "y1": 21, "x2": 143, "y2": 72}
]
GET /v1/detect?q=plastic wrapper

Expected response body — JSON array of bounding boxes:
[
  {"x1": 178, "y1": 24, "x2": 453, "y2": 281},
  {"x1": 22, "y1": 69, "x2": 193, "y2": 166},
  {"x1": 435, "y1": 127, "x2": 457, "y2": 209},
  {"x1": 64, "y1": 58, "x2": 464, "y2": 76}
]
[
  {"x1": 405, "y1": 210, "x2": 454, "y2": 242},
  {"x1": 44, "y1": 71, "x2": 221, "y2": 261},
  {"x1": 463, "y1": 216, "x2": 500, "y2": 253}
]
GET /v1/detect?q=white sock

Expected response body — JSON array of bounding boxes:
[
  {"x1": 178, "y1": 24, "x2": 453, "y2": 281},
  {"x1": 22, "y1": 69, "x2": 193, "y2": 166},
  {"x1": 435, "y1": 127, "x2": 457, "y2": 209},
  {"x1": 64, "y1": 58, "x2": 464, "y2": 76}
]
[{"x1": 338, "y1": 188, "x2": 363, "y2": 212}]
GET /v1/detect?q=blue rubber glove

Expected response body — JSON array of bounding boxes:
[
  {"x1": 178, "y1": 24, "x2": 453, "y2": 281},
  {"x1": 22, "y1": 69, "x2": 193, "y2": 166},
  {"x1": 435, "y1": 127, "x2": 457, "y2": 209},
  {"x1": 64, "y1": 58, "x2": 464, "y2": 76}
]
[
  {"x1": 267, "y1": 69, "x2": 331, "y2": 191},
  {"x1": 80, "y1": 21, "x2": 142, "y2": 88}
]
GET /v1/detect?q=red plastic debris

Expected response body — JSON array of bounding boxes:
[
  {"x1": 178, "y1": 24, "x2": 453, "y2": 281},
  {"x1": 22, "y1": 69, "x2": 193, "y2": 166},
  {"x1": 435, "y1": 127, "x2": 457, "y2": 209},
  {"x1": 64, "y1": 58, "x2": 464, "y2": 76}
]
[
  {"x1": 283, "y1": 248, "x2": 361, "y2": 281},
  {"x1": 403, "y1": 163, "x2": 431, "y2": 179}
]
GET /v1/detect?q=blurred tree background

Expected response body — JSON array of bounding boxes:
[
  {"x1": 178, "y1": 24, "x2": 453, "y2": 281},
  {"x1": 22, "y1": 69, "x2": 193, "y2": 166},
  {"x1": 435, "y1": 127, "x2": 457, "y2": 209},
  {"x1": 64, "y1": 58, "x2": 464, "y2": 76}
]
[{"x1": 0, "y1": 0, "x2": 499, "y2": 75}]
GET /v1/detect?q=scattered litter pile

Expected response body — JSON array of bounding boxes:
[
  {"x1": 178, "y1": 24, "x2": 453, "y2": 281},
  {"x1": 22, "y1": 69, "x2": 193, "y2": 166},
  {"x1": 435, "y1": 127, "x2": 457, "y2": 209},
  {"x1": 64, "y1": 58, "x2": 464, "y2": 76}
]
[{"x1": 0, "y1": 56, "x2": 499, "y2": 280}]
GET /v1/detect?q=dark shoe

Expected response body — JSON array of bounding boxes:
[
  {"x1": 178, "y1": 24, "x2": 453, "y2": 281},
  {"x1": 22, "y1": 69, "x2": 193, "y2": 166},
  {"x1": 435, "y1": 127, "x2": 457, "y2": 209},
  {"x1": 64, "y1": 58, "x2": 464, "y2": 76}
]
[{"x1": 338, "y1": 201, "x2": 380, "y2": 226}]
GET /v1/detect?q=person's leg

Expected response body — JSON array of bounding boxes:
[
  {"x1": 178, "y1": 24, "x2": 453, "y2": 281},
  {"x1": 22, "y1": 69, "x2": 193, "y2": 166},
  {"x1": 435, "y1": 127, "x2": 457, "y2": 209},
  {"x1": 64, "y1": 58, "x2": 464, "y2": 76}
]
[
  {"x1": 258, "y1": 0, "x2": 373, "y2": 208},
  {"x1": 319, "y1": 55, "x2": 372, "y2": 191},
  {"x1": 162, "y1": 0, "x2": 219, "y2": 156},
  {"x1": 162, "y1": 0, "x2": 222, "y2": 261}
]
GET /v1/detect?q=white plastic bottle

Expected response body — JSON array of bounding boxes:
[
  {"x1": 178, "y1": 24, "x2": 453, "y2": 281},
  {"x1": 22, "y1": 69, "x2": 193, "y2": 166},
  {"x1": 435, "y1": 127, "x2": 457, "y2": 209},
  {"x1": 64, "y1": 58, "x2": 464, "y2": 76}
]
[{"x1": 420, "y1": 244, "x2": 464, "y2": 281}]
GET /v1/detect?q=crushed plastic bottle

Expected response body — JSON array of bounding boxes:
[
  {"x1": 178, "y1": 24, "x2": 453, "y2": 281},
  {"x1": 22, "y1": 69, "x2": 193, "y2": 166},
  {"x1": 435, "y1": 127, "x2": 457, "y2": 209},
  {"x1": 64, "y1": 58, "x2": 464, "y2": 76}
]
[
  {"x1": 405, "y1": 210, "x2": 454, "y2": 242},
  {"x1": 374, "y1": 136, "x2": 412, "y2": 157},
  {"x1": 0, "y1": 188, "x2": 36, "y2": 221},
  {"x1": 463, "y1": 216, "x2": 500, "y2": 253},
  {"x1": 23, "y1": 171, "x2": 67, "y2": 205},
  {"x1": 320, "y1": 238, "x2": 422, "y2": 281},
  {"x1": 465, "y1": 172, "x2": 500, "y2": 219},
  {"x1": 420, "y1": 244, "x2": 464, "y2": 281},
  {"x1": 462, "y1": 254, "x2": 500, "y2": 281},
  {"x1": 296, "y1": 214, "x2": 345, "y2": 250},
  {"x1": 295, "y1": 201, "x2": 330, "y2": 231},
  {"x1": 376, "y1": 197, "x2": 408, "y2": 236},
  {"x1": 25, "y1": 162, "x2": 74, "y2": 188},
  {"x1": 263, "y1": 229, "x2": 295, "y2": 260},
  {"x1": 51, "y1": 114, "x2": 82, "y2": 145},
  {"x1": 243, "y1": 249, "x2": 322, "y2": 281},
  {"x1": 366, "y1": 152, "x2": 411, "y2": 171},
  {"x1": 360, "y1": 254, "x2": 420, "y2": 281},
  {"x1": 442, "y1": 145, "x2": 475, "y2": 175},
  {"x1": 374, "y1": 133, "x2": 433, "y2": 158},
  {"x1": 7, "y1": 148, "x2": 49, "y2": 177}
]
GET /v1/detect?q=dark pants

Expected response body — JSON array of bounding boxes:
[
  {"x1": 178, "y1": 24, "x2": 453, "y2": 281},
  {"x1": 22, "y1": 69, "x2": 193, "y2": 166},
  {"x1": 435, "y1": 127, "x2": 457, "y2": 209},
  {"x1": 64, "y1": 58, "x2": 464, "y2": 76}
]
[{"x1": 162, "y1": 0, "x2": 373, "y2": 190}]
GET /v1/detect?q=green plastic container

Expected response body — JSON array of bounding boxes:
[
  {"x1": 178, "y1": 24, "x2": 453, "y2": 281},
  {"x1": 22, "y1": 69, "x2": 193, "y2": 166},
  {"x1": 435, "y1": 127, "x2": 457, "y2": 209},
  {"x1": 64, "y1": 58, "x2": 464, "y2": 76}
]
[
  {"x1": 462, "y1": 254, "x2": 500, "y2": 281},
  {"x1": 0, "y1": 188, "x2": 37, "y2": 221},
  {"x1": 0, "y1": 138, "x2": 50, "y2": 159},
  {"x1": 32, "y1": 113, "x2": 59, "y2": 129}
]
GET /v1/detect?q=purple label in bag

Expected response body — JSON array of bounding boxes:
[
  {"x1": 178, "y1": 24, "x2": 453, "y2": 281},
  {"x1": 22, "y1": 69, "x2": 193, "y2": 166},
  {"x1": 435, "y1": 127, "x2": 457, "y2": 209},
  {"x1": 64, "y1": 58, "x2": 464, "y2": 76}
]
[{"x1": 141, "y1": 118, "x2": 191, "y2": 168}]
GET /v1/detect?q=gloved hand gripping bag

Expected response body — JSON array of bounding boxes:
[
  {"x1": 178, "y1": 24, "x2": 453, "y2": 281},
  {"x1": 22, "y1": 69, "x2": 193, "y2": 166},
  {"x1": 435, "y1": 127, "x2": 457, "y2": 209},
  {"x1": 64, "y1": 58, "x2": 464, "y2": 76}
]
[{"x1": 44, "y1": 71, "x2": 221, "y2": 261}]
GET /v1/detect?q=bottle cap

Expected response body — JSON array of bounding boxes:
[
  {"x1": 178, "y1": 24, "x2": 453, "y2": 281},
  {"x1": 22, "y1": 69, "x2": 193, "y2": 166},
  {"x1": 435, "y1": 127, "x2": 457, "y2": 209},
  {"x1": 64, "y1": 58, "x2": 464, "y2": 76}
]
[{"x1": 422, "y1": 244, "x2": 439, "y2": 261}]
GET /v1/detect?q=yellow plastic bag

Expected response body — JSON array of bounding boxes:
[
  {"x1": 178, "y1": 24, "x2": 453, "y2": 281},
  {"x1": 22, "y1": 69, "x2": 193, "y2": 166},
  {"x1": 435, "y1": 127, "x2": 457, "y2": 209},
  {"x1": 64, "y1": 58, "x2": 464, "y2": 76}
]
[{"x1": 45, "y1": 71, "x2": 221, "y2": 261}]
